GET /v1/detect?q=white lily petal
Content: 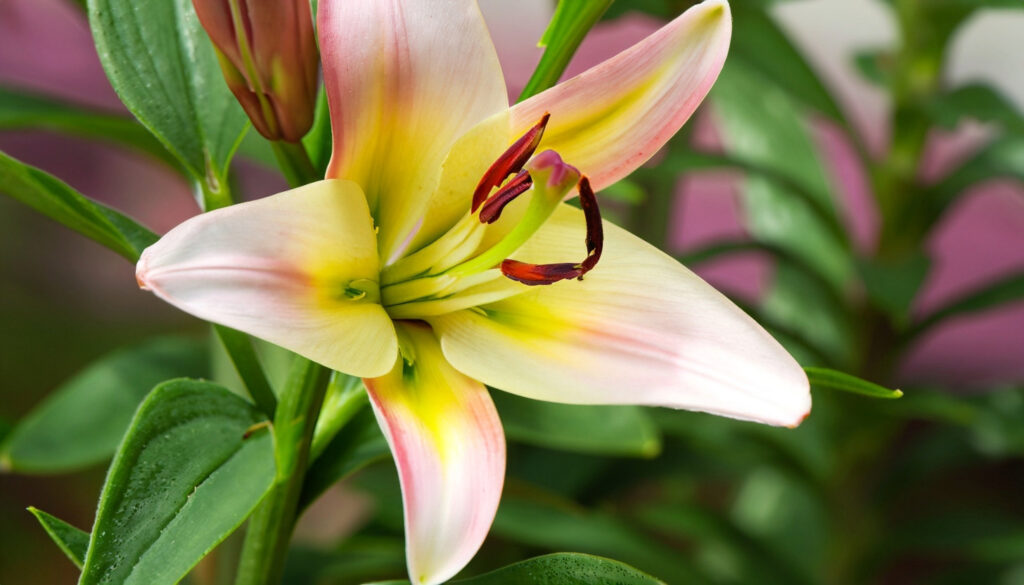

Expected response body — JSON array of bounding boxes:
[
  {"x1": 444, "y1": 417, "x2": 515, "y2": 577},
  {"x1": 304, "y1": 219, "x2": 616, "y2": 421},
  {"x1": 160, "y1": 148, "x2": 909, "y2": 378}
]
[
  {"x1": 431, "y1": 204, "x2": 811, "y2": 427},
  {"x1": 509, "y1": 0, "x2": 731, "y2": 191},
  {"x1": 320, "y1": 0, "x2": 509, "y2": 262},
  {"x1": 365, "y1": 322, "x2": 504, "y2": 585},
  {"x1": 136, "y1": 180, "x2": 397, "y2": 378}
]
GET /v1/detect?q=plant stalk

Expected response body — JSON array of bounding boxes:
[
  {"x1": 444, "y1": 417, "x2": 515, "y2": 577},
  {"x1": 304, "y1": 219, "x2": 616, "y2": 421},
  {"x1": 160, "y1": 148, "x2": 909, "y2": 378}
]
[
  {"x1": 233, "y1": 358, "x2": 330, "y2": 585},
  {"x1": 272, "y1": 140, "x2": 319, "y2": 188}
]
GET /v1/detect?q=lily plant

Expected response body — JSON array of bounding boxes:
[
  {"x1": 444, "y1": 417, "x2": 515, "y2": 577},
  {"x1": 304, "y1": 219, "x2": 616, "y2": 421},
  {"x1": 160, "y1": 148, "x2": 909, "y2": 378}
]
[{"x1": 135, "y1": 0, "x2": 811, "y2": 583}]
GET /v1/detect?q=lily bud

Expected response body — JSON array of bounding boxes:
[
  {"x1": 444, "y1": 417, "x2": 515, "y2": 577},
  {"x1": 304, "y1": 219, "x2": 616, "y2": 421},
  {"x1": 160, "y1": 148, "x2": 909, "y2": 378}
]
[{"x1": 192, "y1": 0, "x2": 318, "y2": 142}]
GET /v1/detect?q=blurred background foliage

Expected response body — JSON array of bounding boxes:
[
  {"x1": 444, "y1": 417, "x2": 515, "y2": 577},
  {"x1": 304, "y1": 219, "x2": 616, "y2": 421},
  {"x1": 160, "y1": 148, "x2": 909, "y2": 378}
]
[{"x1": 2, "y1": 0, "x2": 1024, "y2": 584}]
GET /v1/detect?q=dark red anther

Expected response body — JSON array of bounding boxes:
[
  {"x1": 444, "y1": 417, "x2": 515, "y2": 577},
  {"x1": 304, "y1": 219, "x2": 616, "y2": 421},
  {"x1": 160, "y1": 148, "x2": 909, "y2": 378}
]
[
  {"x1": 472, "y1": 112, "x2": 550, "y2": 213},
  {"x1": 500, "y1": 176, "x2": 604, "y2": 286},
  {"x1": 478, "y1": 171, "x2": 533, "y2": 224},
  {"x1": 577, "y1": 177, "x2": 603, "y2": 273}
]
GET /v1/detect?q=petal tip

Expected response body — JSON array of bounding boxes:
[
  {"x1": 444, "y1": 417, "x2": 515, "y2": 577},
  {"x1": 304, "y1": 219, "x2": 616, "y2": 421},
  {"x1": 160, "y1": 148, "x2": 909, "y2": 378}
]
[
  {"x1": 784, "y1": 407, "x2": 812, "y2": 429},
  {"x1": 699, "y1": 0, "x2": 731, "y2": 18},
  {"x1": 135, "y1": 253, "x2": 152, "y2": 291}
]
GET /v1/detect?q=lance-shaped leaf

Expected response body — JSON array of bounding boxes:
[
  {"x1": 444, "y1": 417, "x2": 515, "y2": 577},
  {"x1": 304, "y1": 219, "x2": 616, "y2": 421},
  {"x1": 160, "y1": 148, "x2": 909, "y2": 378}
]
[
  {"x1": 78, "y1": 379, "x2": 275, "y2": 585},
  {"x1": 86, "y1": 0, "x2": 249, "y2": 210},
  {"x1": 0, "y1": 86, "x2": 175, "y2": 167},
  {"x1": 1, "y1": 337, "x2": 207, "y2": 473},
  {"x1": 0, "y1": 151, "x2": 157, "y2": 262},
  {"x1": 728, "y1": 2, "x2": 844, "y2": 122},
  {"x1": 907, "y1": 271, "x2": 1024, "y2": 340},
  {"x1": 925, "y1": 135, "x2": 1024, "y2": 225},
  {"x1": 804, "y1": 367, "x2": 903, "y2": 400},
  {"x1": 928, "y1": 84, "x2": 1024, "y2": 133},
  {"x1": 28, "y1": 507, "x2": 90, "y2": 569},
  {"x1": 518, "y1": 0, "x2": 616, "y2": 101}
]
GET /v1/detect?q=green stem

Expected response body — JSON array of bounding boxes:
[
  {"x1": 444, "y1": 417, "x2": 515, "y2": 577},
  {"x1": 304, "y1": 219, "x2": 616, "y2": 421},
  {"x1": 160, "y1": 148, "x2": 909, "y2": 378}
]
[
  {"x1": 214, "y1": 324, "x2": 278, "y2": 418},
  {"x1": 197, "y1": 171, "x2": 234, "y2": 212},
  {"x1": 310, "y1": 373, "x2": 369, "y2": 462},
  {"x1": 233, "y1": 358, "x2": 330, "y2": 585},
  {"x1": 271, "y1": 140, "x2": 319, "y2": 188}
]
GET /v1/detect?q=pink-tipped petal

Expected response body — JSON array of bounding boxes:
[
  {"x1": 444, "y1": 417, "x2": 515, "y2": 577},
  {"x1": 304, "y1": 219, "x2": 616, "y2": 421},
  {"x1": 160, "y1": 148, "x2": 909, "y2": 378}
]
[
  {"x1": 509, "y1": 0, "x2": 732, "y2": 192},
  {"x1": 136, "y1": 180, "x2": 397, "y2": 378},
  {"x1": 319, "y1": 0, "x2": 509, "y2": 262},
  {"x1": 431, "y1": 203, "x2": 811, "y2": 428},
  {"x1": 364, "y1": 322, "x2": 505, "y2": 585}
]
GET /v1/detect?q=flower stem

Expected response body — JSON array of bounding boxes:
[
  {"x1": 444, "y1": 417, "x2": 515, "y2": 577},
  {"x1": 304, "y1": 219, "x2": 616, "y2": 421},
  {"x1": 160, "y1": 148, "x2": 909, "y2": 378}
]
[
  {"x1": 233, "y1": 357, "x2": 330, "y2": 585},
  {"x1": 271, "y1": 140, "x2": 320, "y2": 188},
  {"x1": 214, "y1": 324, "x2": 278, "y2": 418}
]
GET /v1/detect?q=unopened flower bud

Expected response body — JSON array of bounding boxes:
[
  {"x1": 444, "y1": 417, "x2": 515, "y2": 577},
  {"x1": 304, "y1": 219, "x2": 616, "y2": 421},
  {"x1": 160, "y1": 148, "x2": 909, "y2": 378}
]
[{"x1": 192, "y1": 0, "x2": 318, "y2": 142}]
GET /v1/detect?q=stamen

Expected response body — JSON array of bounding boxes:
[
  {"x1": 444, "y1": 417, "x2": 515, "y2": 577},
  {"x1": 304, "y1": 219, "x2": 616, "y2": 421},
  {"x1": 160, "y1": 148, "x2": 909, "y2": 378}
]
[
  {"x1": 471, "y1": 112, "x2": 550, "y2": 213},
  {"x1": 500, "y1": 177, "x2": 604, "y2": 286},
  {"x1": 478, "y1": 171, "x2": 532, "y2": 224},
  {"x1": 448, "y1": 151, "x2": 579, "y2": 278}
]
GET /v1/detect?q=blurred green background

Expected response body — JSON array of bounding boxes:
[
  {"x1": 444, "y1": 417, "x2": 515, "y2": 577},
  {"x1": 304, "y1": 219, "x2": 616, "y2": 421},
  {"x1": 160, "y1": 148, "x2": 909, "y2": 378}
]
[{"x1": 2, "y1": 0, "x2": 1023, "y2": 583}]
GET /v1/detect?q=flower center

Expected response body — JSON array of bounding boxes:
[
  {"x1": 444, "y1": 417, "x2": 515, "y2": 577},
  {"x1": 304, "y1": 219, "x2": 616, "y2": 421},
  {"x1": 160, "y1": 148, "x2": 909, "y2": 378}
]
[{"x1": 378, "y1": 113, "x2": 604, "y2": 320}]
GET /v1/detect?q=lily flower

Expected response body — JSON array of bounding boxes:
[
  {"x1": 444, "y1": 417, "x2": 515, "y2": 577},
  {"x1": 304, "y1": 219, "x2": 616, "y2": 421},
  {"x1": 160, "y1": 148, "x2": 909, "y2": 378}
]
[{"x1": 136, "y1": 0, "x2": 810, "y2": 583}]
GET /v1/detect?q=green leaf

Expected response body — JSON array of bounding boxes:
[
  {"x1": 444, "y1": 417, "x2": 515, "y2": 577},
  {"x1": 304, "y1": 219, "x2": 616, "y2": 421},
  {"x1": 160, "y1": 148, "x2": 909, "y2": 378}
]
[
  {"x1": 804, "y1": 367, "x2": 903, "y2": 399},
  {"x1": 857, "y1": 253, "x2": 932, "y2": 326},
  {"x1": 0, "y1": 337, "x2": 207, "y2": 473},
  {"x1": 729, "y1": 3, "x2": 844, "y2": 121},
  {"x1": 86, "y1": 0, "x2": 249, "y2": 210},
  {"x1": 710, "y1": 62, "x2": 851, "y2": 286},
  {"x1": 710, "y1": 61, "x2": 856, "y2": 366},
  {"x1": 282, "y1": 537, "x2": 406, "y2": 585},
  {"x1": 852, "y1": 49, "x2": 890, "y2": 87},
  {"x1": 79, "y1": 379, "x2": 275, "y2": 585},
  {"x1": 667, "y1": 150, "x2": 848, "y2": 240},
  {"x1": 299, "y1": 407, "x2": 390, "y2": 510},
  {"x1": 928, "y1": 84, "x2": 1024, "y2": 133},
  {"x1": 0, "y1": 86, "x2": 176, "y2": 167},
  {"x1": 492, "y1": 391, "x2": 661, "y2": 458},
  {"x1": 371, "y1": 553, "x2": 666, "y2": 585},
  {"x1": 518, "y1": 0, "x2": 615, "y2": 102},
  {"x1": 908, "y1": 271, "x2": 1024, "y2": 339},
  {"x1": 926, "y1": 135, "x2": 1024, "y2": 225},
  {"x1": 28, "y1": 507, "x2": 90, "y2": 569},
  {"x1": 492, "y1": 485, "x2": 707, "y2": 584},
  {"x1": 0, "y1": 150, "x2": 158, "y2": 261}
]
